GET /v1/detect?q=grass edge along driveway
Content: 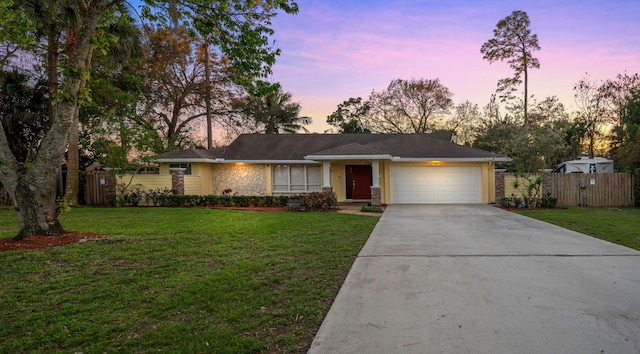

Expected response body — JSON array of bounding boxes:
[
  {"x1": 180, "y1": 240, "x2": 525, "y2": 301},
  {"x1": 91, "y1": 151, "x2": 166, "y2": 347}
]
[
  {"x1": 0, "y1": 207, "x2": 379, "y2": 353},
  {"x1": 515, "y1": 207, "x2": 640, "y2": 251}
]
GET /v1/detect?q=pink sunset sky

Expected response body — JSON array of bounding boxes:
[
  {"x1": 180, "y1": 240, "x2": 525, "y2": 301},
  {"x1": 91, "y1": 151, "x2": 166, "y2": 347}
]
[{"x1": 267, "y1": 0, "x2": 640, "y2": 133}]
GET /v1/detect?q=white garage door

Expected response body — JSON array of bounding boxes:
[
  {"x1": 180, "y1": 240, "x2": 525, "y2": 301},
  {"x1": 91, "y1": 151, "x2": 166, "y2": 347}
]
[{"x1": 391, "y1": 165, "x2": 482, "y2": 204}]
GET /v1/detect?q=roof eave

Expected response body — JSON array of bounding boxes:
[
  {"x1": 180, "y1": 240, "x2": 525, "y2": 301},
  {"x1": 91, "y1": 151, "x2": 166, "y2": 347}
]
[
  {"x1": 390, "y1": 157, "x2": 512, "y2": 162},
  {"x1": 154, "y1": 158, "x2": 218, "y2": 163},
  {"x1": 304, "y1": 154, "x2": 393, "y2": 161},
  {"x1": 217, "y1": 159, "x2": 320, "y2": 164}
]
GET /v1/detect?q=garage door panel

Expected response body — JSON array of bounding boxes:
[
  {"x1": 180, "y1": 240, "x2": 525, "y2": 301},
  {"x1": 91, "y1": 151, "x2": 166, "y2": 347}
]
[{"x1": 391, "y1": 166, "x2": 482, "y2": 204}]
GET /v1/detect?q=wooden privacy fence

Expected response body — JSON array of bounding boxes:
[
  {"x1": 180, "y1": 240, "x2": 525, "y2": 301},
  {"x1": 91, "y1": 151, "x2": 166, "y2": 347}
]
[
  {"x1": 549, "y1": 173, "x2": 635, "y2": 207},
  {"x1": 84, "y1": 171, "x2": 200, "y2": 205},
  {"x1": 85, "y1": 171, "x2": 113, "y2": 205}
]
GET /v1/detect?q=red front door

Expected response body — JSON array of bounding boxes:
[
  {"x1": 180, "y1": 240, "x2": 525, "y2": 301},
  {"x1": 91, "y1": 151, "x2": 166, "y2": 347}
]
[{"x1": 346, "y1": 165, "x2": 372, "y2": 199}]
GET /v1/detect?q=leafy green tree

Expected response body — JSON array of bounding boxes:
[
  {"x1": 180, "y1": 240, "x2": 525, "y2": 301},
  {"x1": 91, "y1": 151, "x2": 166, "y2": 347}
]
[
  {"x1": 65, "y1": 6, "x2": 140, "y2": 205},
  {"x1": 474, "y1": 96, "x2": 568, "y2": 172},
  {"x1": 232, "y1": 82, "x2": 310, "y2": 134},
  {"x1": 0, "y1": 71, "x2": 49, "y2": 163},
  {"x1": 0, "y1": 0, "x2": 299, "y2": 239},
  {"x1": 611, "y1": 89, "x2": 640, "y2": 171},
  {"x1": 563, "y1": 120, "x2": 588, "y2": 160},
  {"x1": 0, "y1": 0, "x2": 33, "y2": 46},
  {"x1": 81, "y1": 50, "x2": 148, "y2": 165},
  {"x1": 600, "y1": 73, "x2": 640, "y2": 128},
  {"x1": 326, "y1": 97, "x2": 371, "y2": 133},
  {"x1": 481, "y1": 10, "x2": 540, "y2": 125}
]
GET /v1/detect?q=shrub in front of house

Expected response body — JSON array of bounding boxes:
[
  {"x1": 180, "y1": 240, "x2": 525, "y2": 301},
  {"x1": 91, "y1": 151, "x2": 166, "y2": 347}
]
[
  {"x1": 302, "y1": 192, "x2": 337, "y2": 211},
  {"x1": 146, "y1": 194, "x2": 290, "y2": 208},
  {"x1": 540, "y1": 196, "x2": 558, "y2": 208}
]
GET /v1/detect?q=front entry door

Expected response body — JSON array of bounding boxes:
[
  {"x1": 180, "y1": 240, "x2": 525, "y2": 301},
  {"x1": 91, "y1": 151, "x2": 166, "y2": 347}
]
[{"x1": 346, "y1": 165, "x2": 372, "y2": 199}]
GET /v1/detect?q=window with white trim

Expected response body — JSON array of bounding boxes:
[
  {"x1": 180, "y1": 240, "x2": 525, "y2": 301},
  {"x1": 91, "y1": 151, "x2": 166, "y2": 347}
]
[
  {"x1": 273, "y1": 165, "x2": 322, "y2": 192},
  {"x1": 169, "y1": 163, "x2": 192, "y2": 175}
]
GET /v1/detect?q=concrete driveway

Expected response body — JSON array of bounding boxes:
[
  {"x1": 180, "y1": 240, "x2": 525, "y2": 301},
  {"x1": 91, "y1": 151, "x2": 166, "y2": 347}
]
[{"x1": 309, "y1": 205, "x2": 640, "y2": 354}]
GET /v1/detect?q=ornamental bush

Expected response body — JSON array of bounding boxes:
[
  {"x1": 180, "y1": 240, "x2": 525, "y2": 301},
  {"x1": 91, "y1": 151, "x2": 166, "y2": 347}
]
[
  {"x1": 302, "y1": 192, "x2": 338, "y2": 211},
  {"x1": 146, "y1": 194, "x2": 290, "y2": 208}
]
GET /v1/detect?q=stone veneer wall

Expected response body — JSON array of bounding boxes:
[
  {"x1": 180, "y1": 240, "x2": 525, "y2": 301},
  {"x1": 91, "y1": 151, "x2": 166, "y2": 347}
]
[
  {"x1": 170, "y1": 169, "x2": 185, "y2": 195},
  {"x1": 495, "y1": 170, "x2": 505, "y2": 202},
  {"x1": 542, "y1": 171, "x2": 552, "y2": 198},
  {"x1": 213, "y1": 163, "x2": 267, "y2": 196},
  {"x1": 370, "y1": 187, "x2": 381, "y2": 207}
]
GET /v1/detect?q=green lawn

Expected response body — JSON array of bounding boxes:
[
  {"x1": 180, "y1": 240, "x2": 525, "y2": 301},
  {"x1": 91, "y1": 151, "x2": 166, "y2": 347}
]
[
  {"x1": 515, "y1": 207, "x2": 640, "y2": 250},
  {"x1": 0, "y1": 208, "x2": 378, "y2": 353}
]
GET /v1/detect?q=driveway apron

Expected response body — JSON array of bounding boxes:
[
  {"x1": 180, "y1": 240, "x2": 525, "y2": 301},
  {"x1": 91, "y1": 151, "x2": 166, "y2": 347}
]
[{"x1": 308, "y1": 205, "x2": 640, "y2": 354}]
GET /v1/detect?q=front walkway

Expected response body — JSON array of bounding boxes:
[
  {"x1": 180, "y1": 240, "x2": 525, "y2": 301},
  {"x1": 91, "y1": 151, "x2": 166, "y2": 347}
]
[
  {"x1": 336, "y1": 202, "x2": 383, "y2": 216},
  {"x1": 309, "y1": 205, "x2": 640, "y2": 353}
]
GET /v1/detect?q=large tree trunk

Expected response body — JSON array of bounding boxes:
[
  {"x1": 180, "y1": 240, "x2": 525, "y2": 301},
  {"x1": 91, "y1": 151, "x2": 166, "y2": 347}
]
[
  {"x1": 64, "y1": 29, "x2": 93, "y2": 207},
  {"x1": 13, "y1": 168, "x2": 64, "y2": 240},
  {"x1": 524, "y1": 66, "x2": 528, "y2": 126},
  {"x1": 64, "y1": 110, "x2": 79, "y2": 205},
  {"x1": 0, "y1": 0, "x2": 108, "y2": 239}
]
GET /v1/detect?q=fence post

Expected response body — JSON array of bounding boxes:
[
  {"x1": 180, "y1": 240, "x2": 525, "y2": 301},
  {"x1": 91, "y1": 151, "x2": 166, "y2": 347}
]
[{"x1": 170, "y1": 168, "x2": 185, "y2": 195}]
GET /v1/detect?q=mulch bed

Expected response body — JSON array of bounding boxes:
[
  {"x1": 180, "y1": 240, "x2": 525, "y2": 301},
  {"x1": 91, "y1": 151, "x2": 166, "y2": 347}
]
[{"x1": 0, "y1": 232, "x2": 104, "y2": 252}]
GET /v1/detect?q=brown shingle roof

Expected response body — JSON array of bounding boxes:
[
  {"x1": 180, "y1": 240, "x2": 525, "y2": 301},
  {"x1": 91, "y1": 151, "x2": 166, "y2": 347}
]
[
  {"x1": 362, "y1": 135, "x2": 499, "y2": 158},
  {"x1": 154, "y1": 133, "x2": 509, "y2": 162},
  {"x1": 154, "y1": 147, "x2": 221, "y2": 160},
  {"x1": 297, "y1": 143, "x2": 386, "y2": 156},
  {"x1": 221, "y1": 134, "x2": 391, "y2": 160}
]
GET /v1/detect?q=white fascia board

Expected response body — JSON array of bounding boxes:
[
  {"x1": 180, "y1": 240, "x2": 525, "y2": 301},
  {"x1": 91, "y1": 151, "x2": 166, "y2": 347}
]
[
  {"x1": 391, "y1": 157, "x2": 512, "y2": 162},
  {"x1": 154, "y1": 158, "x2": 217, "y2": 163},
  {"x1": 216, "y1": 159, "x2": 320, "y2": 164},
  {"x1": 304, "y1": 154, "x2": 392, "y2": 161}
]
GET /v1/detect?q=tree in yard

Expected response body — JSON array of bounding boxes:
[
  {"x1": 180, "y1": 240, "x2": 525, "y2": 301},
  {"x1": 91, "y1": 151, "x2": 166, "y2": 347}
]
[
  {"x1": 326, "y1": 97, "x2": 371, "y2": 133},
  {"x1": 80, "y1": 42, "x2": 147, "y2": 166},
  {"x1": 611, "y1": 89, "x2": 640, "y2": 171},
  {"x1": 0, "y1": 0, "x2": 299, "y2": 239},
  {"x1": 438, "y1": 100, "x2": 481, "y2": 145},
  {"x1": 135, "y1": 25, "x2": 228, "y2": 151},
  {"x1": 481, "y1": 10, "x2": 540, "y2": 125},
  {"x1": 366, "y1": 78, "x2": 454, "y2": 134},
  {"x1": 573, "y1": 75, "x2": 609, "y2": 158},
  {"x1": 64, "y1": 8, "x2": 141, "y2": 206},
  {"x1": 473, "y1": 96, "x2": 520, "y2": 164},
  {"x1": 473, "y1": 95, "x2": 568, "y2": 172},
  {"x1": 0, "y1": 71, "x2": 50, "y2": 168},
  {"x1": 599, "y1": 72, "x2": 640, "y2": 141},
  {"x1": 231, "y1": 82, "x2": 310, "y2": 134}
]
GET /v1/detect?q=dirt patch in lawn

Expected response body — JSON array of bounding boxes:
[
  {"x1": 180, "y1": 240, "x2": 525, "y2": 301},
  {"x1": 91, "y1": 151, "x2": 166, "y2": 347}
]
[{"x1": 0, "y1": 232, "x2": 105, "y2": 252}]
